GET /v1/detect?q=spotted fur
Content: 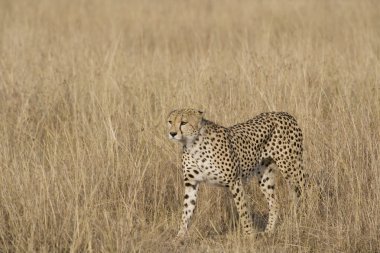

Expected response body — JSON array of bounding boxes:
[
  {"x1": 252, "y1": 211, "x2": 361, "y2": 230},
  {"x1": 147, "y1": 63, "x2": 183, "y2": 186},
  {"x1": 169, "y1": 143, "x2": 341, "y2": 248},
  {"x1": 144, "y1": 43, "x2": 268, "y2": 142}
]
[{"x1": 167, "y1": 109, "x2": 305, "y2": 236}]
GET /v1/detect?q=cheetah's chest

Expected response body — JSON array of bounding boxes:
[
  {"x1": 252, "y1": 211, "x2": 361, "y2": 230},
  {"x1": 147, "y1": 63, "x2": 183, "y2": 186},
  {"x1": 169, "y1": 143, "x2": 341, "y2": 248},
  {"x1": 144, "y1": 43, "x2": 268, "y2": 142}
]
[{"x1": 187, "y1": 135, "x2": 236, "y2": 186}]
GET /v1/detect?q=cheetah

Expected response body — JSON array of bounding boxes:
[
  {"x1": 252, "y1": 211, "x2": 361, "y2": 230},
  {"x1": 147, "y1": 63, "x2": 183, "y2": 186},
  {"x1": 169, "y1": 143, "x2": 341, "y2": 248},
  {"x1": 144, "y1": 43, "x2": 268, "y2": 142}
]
[{"x1": 167, "y1": 109, "x2": 305, "y2": 237}]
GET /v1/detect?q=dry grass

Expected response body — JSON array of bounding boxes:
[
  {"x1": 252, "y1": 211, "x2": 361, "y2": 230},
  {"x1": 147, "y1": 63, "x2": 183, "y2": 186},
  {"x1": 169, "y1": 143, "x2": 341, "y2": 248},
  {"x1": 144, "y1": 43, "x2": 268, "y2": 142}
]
[{"x1": 0, "y1": 0, "x2": 379, "y2": 252}]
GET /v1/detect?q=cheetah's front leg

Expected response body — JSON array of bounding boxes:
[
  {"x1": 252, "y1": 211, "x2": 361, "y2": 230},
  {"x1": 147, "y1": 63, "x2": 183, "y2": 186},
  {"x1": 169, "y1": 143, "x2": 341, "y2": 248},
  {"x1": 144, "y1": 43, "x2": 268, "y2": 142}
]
[
  {"x1": 228, "y1": 179, "x2": 254, "y2": 235},
  {"x1": 177, "y1": 181, "x2": 199, "y2": 237}
]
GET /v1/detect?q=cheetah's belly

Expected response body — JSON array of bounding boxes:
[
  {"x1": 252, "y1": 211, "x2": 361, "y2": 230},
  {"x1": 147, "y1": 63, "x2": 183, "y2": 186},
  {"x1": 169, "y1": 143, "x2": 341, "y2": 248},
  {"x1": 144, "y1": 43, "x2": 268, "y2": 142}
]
[{"x1": 190, "y1": 157, "x2": 223, "y2": 186}]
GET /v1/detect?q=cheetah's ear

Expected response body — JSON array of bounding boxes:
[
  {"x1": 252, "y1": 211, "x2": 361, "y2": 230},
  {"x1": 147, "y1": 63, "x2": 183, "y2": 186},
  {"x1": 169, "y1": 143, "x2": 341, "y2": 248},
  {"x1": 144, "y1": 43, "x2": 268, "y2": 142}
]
[{"x1": 167, "y1": 109, "x2": 176, "y2": 117}]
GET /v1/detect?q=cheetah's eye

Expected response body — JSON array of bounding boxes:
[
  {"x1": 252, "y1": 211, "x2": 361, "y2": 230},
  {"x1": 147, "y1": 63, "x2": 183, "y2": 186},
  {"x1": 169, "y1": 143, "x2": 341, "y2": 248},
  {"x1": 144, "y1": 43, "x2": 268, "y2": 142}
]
[
  {"x1": 168, "y1": 121, "x2": 172, "y2": 124},
  {"x1": 180, "y1": 121, "x2": 188, "y2": 126}
]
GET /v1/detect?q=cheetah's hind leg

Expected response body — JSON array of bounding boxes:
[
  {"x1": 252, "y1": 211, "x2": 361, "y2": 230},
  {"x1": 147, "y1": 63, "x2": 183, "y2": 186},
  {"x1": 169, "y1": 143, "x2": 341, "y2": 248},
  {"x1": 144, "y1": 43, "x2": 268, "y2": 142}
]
[
  {"x1": 256, "y1": 158, "x2": 279, "y2": 233},
  {"x1": 277, "y1": 160, "x2": 305, "y2": 215},
  {"x1": 228, "y1": 179, "x2": 255, "y2": 236}
]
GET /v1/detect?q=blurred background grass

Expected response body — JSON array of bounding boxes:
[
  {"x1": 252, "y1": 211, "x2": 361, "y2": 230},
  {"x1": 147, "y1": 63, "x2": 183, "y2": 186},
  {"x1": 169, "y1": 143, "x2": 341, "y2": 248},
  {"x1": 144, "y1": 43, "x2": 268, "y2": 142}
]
[{"x1": 0, "y1": 0, "x2": 379, "y2": 252}]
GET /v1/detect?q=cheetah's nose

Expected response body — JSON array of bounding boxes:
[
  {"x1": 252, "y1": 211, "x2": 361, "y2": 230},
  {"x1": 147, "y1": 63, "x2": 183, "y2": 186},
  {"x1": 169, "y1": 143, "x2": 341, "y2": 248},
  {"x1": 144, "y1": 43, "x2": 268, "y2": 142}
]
[{"x1": 170, "y1": 132, "x2": 177, "y2": 137}]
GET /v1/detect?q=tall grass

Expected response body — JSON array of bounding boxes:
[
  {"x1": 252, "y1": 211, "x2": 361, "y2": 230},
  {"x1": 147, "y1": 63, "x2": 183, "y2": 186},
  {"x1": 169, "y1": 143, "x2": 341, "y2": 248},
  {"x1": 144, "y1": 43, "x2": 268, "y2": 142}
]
[{"x1": 0, "y1": 0, "x2": 379, "y2": 252}]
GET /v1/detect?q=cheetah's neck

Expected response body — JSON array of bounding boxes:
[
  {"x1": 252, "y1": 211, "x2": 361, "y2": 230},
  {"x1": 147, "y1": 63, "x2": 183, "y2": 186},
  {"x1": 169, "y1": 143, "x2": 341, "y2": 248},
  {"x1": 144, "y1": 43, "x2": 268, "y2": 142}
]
[{"x1": 183, "y1": 118, "x2": 218, "y2": 150}]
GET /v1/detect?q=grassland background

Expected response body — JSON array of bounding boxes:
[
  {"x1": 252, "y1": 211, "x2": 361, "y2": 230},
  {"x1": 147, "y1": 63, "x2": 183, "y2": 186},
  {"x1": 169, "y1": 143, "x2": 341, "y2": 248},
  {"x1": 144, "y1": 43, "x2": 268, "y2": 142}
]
[{"x1": 0, "y1": 0, "x2": 379, "y2": 252}]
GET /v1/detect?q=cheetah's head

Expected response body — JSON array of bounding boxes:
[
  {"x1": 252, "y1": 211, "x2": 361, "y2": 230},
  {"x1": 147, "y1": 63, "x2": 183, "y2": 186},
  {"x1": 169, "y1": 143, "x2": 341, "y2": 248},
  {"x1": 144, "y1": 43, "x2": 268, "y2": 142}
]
[{"x1": 167, "y1": 109, "x2": 204, "y2": 144}]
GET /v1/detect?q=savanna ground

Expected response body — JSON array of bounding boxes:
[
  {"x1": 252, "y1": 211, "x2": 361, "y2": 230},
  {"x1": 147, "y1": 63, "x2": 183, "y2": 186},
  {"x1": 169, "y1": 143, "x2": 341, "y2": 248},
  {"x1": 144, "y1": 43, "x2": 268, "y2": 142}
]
[{"x1": 0, "y1": 0, "x2": 379, "y2": 252}]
